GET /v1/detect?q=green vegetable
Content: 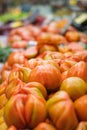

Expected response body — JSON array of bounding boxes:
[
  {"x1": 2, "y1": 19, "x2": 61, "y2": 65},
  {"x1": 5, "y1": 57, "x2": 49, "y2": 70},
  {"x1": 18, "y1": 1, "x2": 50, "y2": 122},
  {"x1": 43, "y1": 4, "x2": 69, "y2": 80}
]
[
  {"x1": 0, "y1": 46, "x2": 12, "y2": 62},
  {"x1": 0, "y1": 12, "x2": 29, "y2": 23},
  {"x1": 85, "y1": 44, "x2": 87, "y2": 50}
]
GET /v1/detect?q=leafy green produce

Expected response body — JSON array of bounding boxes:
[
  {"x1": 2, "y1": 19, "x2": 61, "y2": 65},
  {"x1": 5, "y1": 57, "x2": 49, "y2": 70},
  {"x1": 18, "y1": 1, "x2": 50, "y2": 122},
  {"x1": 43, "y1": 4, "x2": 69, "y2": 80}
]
[
  {"x1": 85, "y1": 44, "x2": 87, "y2": 50},
  {"x1": 0, "y1": 46, "x2": 12, "y2": 62},
  {"x1": 0, "y1": 12, "x2": 29, "y2": 23}
]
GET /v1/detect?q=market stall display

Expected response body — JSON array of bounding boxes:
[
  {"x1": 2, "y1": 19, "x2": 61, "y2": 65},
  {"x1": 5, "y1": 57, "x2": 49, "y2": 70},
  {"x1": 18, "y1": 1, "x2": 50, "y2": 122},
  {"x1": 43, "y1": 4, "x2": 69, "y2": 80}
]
[
  {"x1": 7, "y1": 19, "x2": 87, "y2": 49},
  {"x1": 0, "y1": 17, "x2": 87, "y2": 129},
  {"x1": 0, "y1": 1, "x2": 87, "y2": 129}
]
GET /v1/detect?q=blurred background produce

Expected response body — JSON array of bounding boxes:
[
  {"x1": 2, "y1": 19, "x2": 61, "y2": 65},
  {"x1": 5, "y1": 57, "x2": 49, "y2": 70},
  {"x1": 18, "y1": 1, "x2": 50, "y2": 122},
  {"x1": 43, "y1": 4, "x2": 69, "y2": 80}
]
[{"x1": 0, "y1": 0, "x2": 87, "y2": 71}]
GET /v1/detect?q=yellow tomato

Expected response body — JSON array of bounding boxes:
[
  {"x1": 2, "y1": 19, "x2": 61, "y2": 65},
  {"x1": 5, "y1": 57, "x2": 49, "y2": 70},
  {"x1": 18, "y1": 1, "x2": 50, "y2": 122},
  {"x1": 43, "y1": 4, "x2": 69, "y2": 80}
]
[{"x1": 60, "y1": 77, "x2": 87, "y2": 100}]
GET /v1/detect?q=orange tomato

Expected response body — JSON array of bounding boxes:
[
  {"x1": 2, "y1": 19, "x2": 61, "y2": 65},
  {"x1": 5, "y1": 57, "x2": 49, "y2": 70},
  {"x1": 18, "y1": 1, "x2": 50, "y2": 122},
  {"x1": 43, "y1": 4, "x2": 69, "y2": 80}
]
[
  {"x1": 68, "y1": 42, "x2": 84, "y2": 52},
  {"x1": 7, "y1": 51, "x2": 27, "y2": 66},
  {"x1": 7, "y1": 35, "x2": 22, "y2": 45},
  {"x1": 74, "y1": 95, "x2": 87, "y2": 121},
  {"x1": 61, "y1": 71, "x2": 68, "y2": 81},
  {"x1": 65, "y1": 31, "x2": 80, "y2": 42},
  {"x1": 39, "y1": 44, "x2": 57, "y2": 54},
  {"x1": 60, "y1": 59, "x2": 77, "y2": 72},
  {"x1": 0, "y1": 80, "x2": 8, "y2": 96},
  {"x1": 7, "y1": 126, "x2": 17, "y2": 130},
  {"x1": 6, "y1": 78, "x2": 24, "y2": 99},
  {"x1": 23, "y1": 82, "x2": 47, "y2": 99},
  {"x1": 67, "y1": 61, "x2": 87, "y2": 82},
  {"x1": 71, "y1": 51, "x2": 87, "y2": 62},
  {"x1": 29, "y1": 64, "x2": 62, "y2": 91},
  {"x1": 8, "y1": 66, "x2": 31, "y2": 83},
  {"x1": 37, "y1": 33, "x2": 67, "y2": 46},
  {"x1": 60, "y1": 77, "x2": 87, "y2": 100},
  {"x1": 47, "y1": 91, "x2": 78, "y2": 130},
  {"x1": 12, "y1": 41, "x2": 27, "y2": 48},
  {"x1": 1, "y1": 70, "x2": 11, "y2": 81},
  {"x1": 76, "y1": 122, "x2": 87, "y2": 130},
  {"x1": 0, "y1": 116, "x2": 7, "y2": 130},
  {"x1": 0, "y1": 94, "x2": 8, "y2": 109},
  {"x1": 34, "y1": 122, "x2": 57, "y2": 130},
  {"x1": 4, "y1": 94, "x2": 47, "y2": 129}
]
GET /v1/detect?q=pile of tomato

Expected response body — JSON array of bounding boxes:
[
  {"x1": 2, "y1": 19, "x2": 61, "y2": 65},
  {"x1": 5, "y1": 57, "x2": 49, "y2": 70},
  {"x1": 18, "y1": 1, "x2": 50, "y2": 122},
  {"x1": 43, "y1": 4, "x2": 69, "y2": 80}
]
[
  {"x1": 0, "y1": 19, "x2": 87, "y2": 130},
  {"x1": 8, "y1": 19, "x2": 87, "y2": 49}
]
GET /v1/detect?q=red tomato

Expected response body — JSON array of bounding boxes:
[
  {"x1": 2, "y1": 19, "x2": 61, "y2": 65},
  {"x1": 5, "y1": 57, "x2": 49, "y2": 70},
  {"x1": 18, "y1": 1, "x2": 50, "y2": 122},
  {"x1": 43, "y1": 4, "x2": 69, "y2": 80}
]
[{"x1": 12, "y1": 41, "x2": 27, "y2": 48}]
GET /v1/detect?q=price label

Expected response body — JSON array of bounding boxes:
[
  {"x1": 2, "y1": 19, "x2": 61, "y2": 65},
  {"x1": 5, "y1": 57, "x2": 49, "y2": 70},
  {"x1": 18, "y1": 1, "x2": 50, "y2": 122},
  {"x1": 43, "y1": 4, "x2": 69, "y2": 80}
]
[{"x1": 74, "y1": 13, "x2": 87, "y2": 24}]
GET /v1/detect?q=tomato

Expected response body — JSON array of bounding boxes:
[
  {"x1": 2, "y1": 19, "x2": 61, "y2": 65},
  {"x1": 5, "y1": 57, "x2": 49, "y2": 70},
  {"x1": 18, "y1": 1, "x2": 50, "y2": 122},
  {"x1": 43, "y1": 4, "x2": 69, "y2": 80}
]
[
  {"x1": 50, "y1": 34, "x2": 68, "y2": 45},
  {"x1": 60, "y1": 59, "x2": 77, "y2": 72},
  {"x1": 34, "y1": 122, "x2": 57, "y2": 130},
  {"x1": 27, "y1": 58, "x2": 59, "y2": 70},
  {"x1": 0, "y1": 107, "x2": 4, "y2": 117},
  {"x1": 1, "y1": 70, "x2": 11, "y2": 81},
  {"x1": 8, "y1": 35, "x2": 22, "y2": 45},
  {"x1": 6, "y1": 78, "x2": 24, "y2": 99},
  {"x1": 8, "y1": 66, "x2": 31, "y2": 83},
  {"x1": 67, "y1": 61, "x2": 87, "y2": 82},
  {"x1": 61, "y1": 71, "x2": 68, "y2": 81},
  {"x1": 76, "y1": 122, "x2": 87, "y2": 130},
  {"x1": 37, "y1": 33, "x2": 67, "y2": 46},
  {"x1": 12, "y1": 41, "x2": 27, "y2": 49},
  {"x1": 7, "y1": 126, "x2": 17, "y2": 130},
  {"x1": 4, "y1": 94, "x2": 27, "y2": 129},
  {"x1": 1, "y1": 62, "x2": 11, "y2": 81},
  {"x1": 7, "y1": 51, "x2": 27, "y2": 66},
  {"x1": 25, "y1": 94, "x2": 47, "y2": 128},
  {"x1": 0, "y1": 116, "x2": 7, "y2": 130},
  {"x1": 64, "y1": 52, "x2": 73, "y2": 58},
  {"x1": 29, "y1": 26, "x2": 41, "y2": 38},
  {"x1": 47, "y1": 52, "x2": 64, "y2": 60},
  {"x1": 4, "y1": 93, "x2": 47, "y2": 129},
  {"x1": 74, "y1": 95, "x2": 87, "y2": 121},
  {"x1": 60, "y1": 77, "x2": 87, "y2": 100},
  {"x1": 29, "y1": 64, "x2": 62, "y2": 91},
  {"x1": 47, "y1": 91, "x2": 78, "y2": 130},
  {"x1": 68, "y1": 42, "x2": 84, "y2": 52},
  {"x1": 65, "y1": 31, "x2": 80, "y2": 42},
  {"x1": 71, "y1": 51, "x2": 87, "y2": 62},
  {"x1": 39, "y1": 44, "x2": 57, "y2": 54},
  {"x1": 80, "y1": 33, "x2": 87, "y2": 44},
  {"x1": 23, "y1": 82, "x2": 47, "y2": 99},
  {"x1": 37, "y1": 32, "x2": 51, "y2": 45},
  {"x1": 0, "y1": 94, "x2": 8, "y2": 109},
  {"x1": 0, "y1": 80, "x2": 8, "y2": 96}
]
